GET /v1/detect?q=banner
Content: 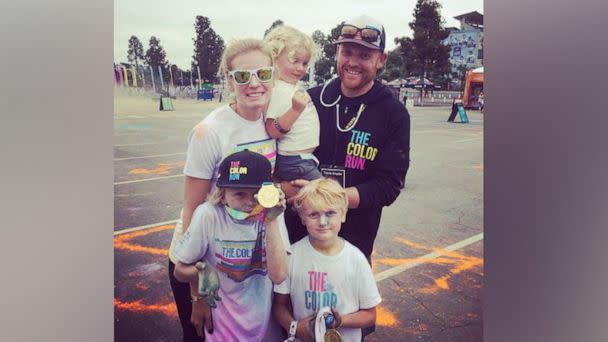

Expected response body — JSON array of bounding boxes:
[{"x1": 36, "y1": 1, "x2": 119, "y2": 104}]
[
  {"x1": 139, "y1": 66, "x2": 146, "y2": 88},
  {"x1": 158, "y1": 65, "x2": 165, "y2": 90},
  {"x1": 131, "y1": 65, "x2": 138, "y2": 87},
  {"x1": 149, "y1": 65, "x2": 156, "y2": 92},
  {"x1": 114, "y1": 64, "x2": 120, "y2": 85},
  {"x1": 197, "y1": 65, "x2": 202, "y2": 85},
  {"x1": 121, "y1": 65, "x2": 128, "y2": 87}
]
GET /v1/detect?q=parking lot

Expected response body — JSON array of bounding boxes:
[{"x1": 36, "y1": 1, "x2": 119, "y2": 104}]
[{"x1": 114, "y1": 89, "x2": 483, "y2": 341}]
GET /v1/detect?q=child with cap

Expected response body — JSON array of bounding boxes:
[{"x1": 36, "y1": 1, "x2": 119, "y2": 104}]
[
  {"x1": 173, "y1": 150, "x2": 289, "y2": 342},
  {"x1": 264, "y1": 25, "x2": 322, "y2": 181},
  {"x1": 272, "y1": 178, "x2": 381, "y2": 342}
]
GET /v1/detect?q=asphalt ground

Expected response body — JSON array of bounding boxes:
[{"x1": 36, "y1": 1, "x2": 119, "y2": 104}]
[{"x1": 114, "y1": 90, "x2": 483, "y2": 341}]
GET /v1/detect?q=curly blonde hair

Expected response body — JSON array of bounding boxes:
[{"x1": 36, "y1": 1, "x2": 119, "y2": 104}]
[{"x1": 264, "y1": 25, "x2": 319, "y2": 66}]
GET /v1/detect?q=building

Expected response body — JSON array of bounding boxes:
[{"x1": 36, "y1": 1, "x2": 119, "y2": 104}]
[{"x1": 443, "y1": 11, "x2": 484, "y2": 74}]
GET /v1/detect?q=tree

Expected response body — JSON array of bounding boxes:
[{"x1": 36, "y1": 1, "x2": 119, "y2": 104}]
[
  {"x1": 127, "y1": 35, "x2": 144, "y2": 68},
  {"x1": 145, "y1": 36, "x2": 168, "y2": 68},
  {"x1": 127, "y1": 35, "x2": 145, "y2": 87},
  {"x1": 309, "y1": 23, "x2": 342, "y2": 85},
  {"x1": 264, "y1": 20, "x2": 284, "y2": 38},
  {"x1": 310, "y1": 30, "x2": 331, "y2": 84},
  {"x1": 396, "y1": 0, "x2": 450, "y2": 95},
  {"x1": 379, "y1": 47, "x2": 408, "y2": 81},
  {"x1": 192, "y1": 15, "x2": 225, "y2": 83},
  {"x1": 144, "y1": 36, "x2": 169, "y2": 90}
]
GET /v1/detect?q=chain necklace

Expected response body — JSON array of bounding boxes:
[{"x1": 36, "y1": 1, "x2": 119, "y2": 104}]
[{"x1": 335, "y1": 103, "x2": 366, "y2": 133}]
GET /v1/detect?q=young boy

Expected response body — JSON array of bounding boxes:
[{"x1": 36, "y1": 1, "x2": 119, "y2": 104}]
[
  {"x1": 264, "y1": 25, "x2": 322, "y2": 181},
  {"x1": 272, "y1": 178, "x2": 381, "y2": 342},
  {"x1": 172, "y1": 150, "x2": 289, "y2": 341}
]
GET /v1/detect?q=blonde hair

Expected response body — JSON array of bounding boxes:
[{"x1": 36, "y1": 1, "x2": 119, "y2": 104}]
[
  {"x1": 293, "y1": 178, "x2": 348, "y2": 215},
  {"x1": 264, "y1": 25, "x2": 319, "y2": 67},
  {"x1": 206, "y1": 188, "x2": 226, "y2": 206},
  {"x1": 218, "y1": 38, "x2": 274, "y2": 78},
  {"x1": 217, "y1": 38, "x2": 274, "y2": 103}
]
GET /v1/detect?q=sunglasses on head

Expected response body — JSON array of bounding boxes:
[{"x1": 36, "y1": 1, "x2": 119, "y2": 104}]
[
  {"x1": 339, "y1": 25, "x2": 381, "y2": 44},
  {"x1": 228, "y1": 67, "x2": 274, "y2": 85}
]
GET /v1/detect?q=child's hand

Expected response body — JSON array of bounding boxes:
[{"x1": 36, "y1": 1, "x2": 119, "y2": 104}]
[
  {"x1": 191, "y1": 299, "x2": 213, "y2": 336},
  {"x1": 329, "y1": 308, "x2": 343, "y2": 329},
  {"x1": 296, "y1": 314, "x2": 316, "y2": 342},
  {"x1": 263, "y1": 186, "x2": 286, "y2": 223},
  {"x1": 195, "y1": 262, "x2": 221, "y2": 308},
  {"x1": 291, "y1": 89, "x2": 311, "y2": 113}
]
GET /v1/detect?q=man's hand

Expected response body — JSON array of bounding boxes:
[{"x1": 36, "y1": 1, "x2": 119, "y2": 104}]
[
  {"x1": 191, "y1": 300, "x2": 213, "y2": 337},
  {"x1": 291, "y1": 90, "x2": 311, "y2": 113},
  {"x1": 282, "y1": 179, "x2": 309, "y2": 203}
]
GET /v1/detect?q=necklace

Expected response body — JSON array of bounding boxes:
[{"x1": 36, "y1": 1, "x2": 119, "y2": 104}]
[{"x1": 336, "y1": 103, "x2": 366, "y2": 132}]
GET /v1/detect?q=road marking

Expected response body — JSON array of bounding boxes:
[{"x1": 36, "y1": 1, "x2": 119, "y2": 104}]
[
  {"x1": 114, "y1": 174, "x2": 182, "y2": 185},
  {"x1": 452, "y1": 137, "x2": 483, "y2": 143},
  {"x1": 114, "y1": 220, "x2": 178, "y2": 236},
  {"x1": 374, "y1": 232, "x2": 483, "y2": 282},
  {"x1": 114, "y1": 152, "x2": 186, "y2": 161}
]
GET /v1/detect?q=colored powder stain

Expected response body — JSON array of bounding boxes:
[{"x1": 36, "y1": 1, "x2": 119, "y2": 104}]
[
  {"x1": 393, "y1": 237, "x2": 431, "y2": 251},
  {"x1": 135, "y1": 282, "x2": 149, "y2": 291},
  {"x1": 194, "y1": 122, "x2": 207, "y2": 139},
  {"x1": 450, "y1": 257, "x2": 484, "y2": 275},
  {"x1": 114, "y1": 224, "x2": 175, "y2": 256},
  {"x1": 378, "y1": 257, "x2": 454, "y2": 267},
  {"x1": 419, "y1": 286, "x2": 441, "y2": 294},
  {"x1": 128, "y1": 161, "x2": 185, "y2": 176},
  {"x1": 434, "y1": 275, "x2": 450, "y2": 290},
  {"x1": 114, "y1": 242, "x2": 168, "y2": 256},
  {"x1": 376, "y1": 306, "x2": 398, "y2": 327},
  {"x1": 114, "y1": 298, "x2": 177, "y2": 317}
]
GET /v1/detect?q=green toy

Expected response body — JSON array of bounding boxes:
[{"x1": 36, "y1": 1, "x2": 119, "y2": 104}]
[{"x1": 195, "y1": 261, "x2": 221, "y2": 308}]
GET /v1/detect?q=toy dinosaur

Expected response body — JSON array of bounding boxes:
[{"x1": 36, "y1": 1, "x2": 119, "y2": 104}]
[{"x1": 195, "y1": 261, "x2": 221, "y2": 308}]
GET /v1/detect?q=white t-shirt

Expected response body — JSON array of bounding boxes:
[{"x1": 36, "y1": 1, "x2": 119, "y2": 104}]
[
  {"x1": 266, "y1": 80, "x2": 320, "y2": 153},
  {"x1": 172, "y1": 203, "x2": 290, "y2": 342},
  {"x1": 274, "y1": 237, "x2": 381, "y2": 342},
  {"x1": 169, "y1": 104, "x2": 277, "y2": 264}
]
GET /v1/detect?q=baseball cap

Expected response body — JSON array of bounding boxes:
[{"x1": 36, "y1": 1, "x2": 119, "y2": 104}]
[
  {"x1": 216, "y1": 150, "x2": 272, "y2": 189},
  {"x1": 333, "y1": 15, "x2": 386, "y2": 51}
]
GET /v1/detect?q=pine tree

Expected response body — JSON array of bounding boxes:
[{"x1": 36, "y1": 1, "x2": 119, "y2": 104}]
[
  {"x1": 397, "y1": 0, "x2": 450, "y2": 96},
  {"x1": 192, "y1": 16, "x2": 225, "y2": 84},
  {"x1": 127, "y1": 35, "x2": 144, "y2": 68},
  {"x1": 144, "y1": 36, "x2": 169, "y2": 90},
  {"x1": 145, "y1": 36, "x2": 168, "y2": 68}
]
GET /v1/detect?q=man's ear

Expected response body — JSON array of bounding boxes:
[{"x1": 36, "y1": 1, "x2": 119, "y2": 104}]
[{"x1": 375, "y1": 52, "x2": 388, "y2": 69}]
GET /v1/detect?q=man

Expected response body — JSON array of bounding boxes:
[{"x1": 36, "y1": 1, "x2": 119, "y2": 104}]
[
  {"x1": 285, "y1": 14, "x2": 410, "y2": 271},
  {"x1": 282, "y1": 15, "x2": 410, "y2": 339}
]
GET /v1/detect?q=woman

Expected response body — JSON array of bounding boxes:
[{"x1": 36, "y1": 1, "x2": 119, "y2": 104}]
[{"x1": 167, "y1": 38, "x2": 287, "y2": 342}]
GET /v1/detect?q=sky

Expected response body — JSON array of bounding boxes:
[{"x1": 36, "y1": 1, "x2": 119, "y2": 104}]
[{"x1": 114, "y1": 0, "x2": 483, "y2": 69}]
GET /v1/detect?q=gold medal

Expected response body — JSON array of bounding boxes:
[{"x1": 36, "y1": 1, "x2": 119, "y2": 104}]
[
  {"x1": 324, "y1": 329, "x2": 342, "y2": 342},
  {"x1": 257, "y1": 184, "x2": 279, "y2": 208}
]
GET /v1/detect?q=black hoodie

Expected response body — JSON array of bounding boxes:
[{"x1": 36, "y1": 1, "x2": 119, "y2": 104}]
[{"x1": 285, "y1": 78, "x2": 410, "y2": 258}]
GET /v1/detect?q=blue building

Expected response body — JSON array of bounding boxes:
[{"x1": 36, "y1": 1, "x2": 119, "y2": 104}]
[{"x1": 443, "y1": 11, "x2": 484, "y2": 74}]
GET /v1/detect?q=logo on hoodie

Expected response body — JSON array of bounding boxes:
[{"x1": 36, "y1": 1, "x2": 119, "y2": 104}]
[{"x1": 344, "y1": 129, "x2": 378, "y2": 170}]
